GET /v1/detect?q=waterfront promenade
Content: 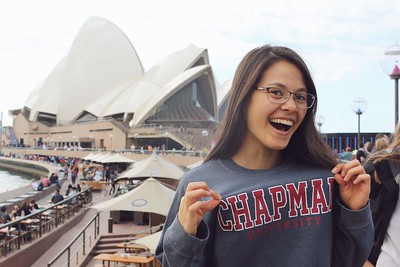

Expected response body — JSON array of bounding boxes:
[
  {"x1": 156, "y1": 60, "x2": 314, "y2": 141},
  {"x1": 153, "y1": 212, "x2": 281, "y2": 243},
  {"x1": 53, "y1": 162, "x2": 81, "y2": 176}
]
[
  {"x1": 0, "y1": 152, "x2": 189, "y2": 266},
  {"x1": 0, "y1": 158, "x2": 152, "y2": 266}
]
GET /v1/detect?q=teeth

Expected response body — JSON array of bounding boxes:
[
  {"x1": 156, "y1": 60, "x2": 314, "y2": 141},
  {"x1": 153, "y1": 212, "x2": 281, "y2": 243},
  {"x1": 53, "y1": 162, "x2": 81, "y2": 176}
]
[{"x1": 270, "y1": 118, "x2": 293, "y2": 126}]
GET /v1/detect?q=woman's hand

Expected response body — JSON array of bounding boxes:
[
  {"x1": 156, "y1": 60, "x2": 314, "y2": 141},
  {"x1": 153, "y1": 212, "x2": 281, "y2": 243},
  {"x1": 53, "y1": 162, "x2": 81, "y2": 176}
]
[
  {"x1": 331, "y1": 160, "x2": 371, "y2": 210},
  {"x1": 178, "y1": 182, "x2": 221, "y2": 236}
]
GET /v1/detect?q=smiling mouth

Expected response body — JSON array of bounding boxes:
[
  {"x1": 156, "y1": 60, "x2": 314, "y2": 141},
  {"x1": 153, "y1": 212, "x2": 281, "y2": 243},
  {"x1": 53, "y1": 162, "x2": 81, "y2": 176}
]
[{"x1": 270, "y1": 118, "x2": 293, "y2": 132}]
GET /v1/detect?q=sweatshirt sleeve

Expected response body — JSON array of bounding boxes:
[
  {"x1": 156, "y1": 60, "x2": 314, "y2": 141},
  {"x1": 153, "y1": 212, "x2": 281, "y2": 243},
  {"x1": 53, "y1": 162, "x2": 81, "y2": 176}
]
[
  {"x1": 156, "y1": 175, "x2": 209, "y2": 267},
  {"x1": 332, "y1": 200, "x2": 374, "y2": 267},
  {"x1": 159, "y1": 217, "x2": 209, "y2": 267}
]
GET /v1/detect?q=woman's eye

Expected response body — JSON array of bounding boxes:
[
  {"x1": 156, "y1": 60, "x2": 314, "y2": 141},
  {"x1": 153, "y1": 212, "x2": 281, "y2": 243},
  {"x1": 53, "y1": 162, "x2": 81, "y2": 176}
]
[
  {"x1": 295, "y1": 94, "x2": 307, "y2": 101},
  {"x1": 269, "y1": 88, "x2": 283, "y2": 96}
]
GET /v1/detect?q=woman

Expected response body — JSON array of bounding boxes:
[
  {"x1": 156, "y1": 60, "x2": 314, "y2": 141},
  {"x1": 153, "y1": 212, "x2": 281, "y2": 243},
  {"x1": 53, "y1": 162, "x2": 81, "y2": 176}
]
[
  {"x1": 363, "y1": 136, "x2": 390, "y2": 205},
  {"x1": 156, "y1": 45, "x2": 373, "y2": 266},
  {"x1": 29, "y1": 199, "x2": 39, "y2": 211},
  {"x1": 19, "y1": 201, "x2": 31, "y2": 217},
  {"x1": 10, "y1": 205, "x2": 20, "y2": 220},
  {"x1": 364, "y1": 125, "x2": 400, "y2": 267}
]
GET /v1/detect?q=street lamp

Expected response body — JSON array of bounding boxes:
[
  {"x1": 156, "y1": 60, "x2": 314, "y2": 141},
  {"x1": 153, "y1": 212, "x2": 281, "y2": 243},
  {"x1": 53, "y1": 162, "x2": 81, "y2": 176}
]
[
  {"x1": 165, "y1": 132, "x2": 170, "y2": 151},
  {"x1": 381, "y1": 44, "x2": 400, "y2": 127},
  {"x1": 133, "y1": 133, "x2": 139, "y2": 148},
  {"x1": 109, "y1": 134, "x2": 113, "y2": 151},
  {"x1": 316, "y1": 115, "x2": 325, "y2": 133},
  {"x1": 351, "y1": 98, "x2": 367, "y2": 148},
  {"x1": 89, "y1": 135, "x2": 94, "y2": 149},
  {"x1": 202, "y1": 130, "x2": 209, "y2": 146}
]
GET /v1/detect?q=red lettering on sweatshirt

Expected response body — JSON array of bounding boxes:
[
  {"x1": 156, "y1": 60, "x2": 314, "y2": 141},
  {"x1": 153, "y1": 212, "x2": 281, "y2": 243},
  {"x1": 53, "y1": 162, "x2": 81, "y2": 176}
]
[
  {"x1": 217, "y1": 177, "x2": 334, "y2": 232},
  {"x1": 226, "y1": 193, "x2": 254, "y2": 230},
  {"x1": 252, "y1": 189, "x2": 272, "y2": 226}
]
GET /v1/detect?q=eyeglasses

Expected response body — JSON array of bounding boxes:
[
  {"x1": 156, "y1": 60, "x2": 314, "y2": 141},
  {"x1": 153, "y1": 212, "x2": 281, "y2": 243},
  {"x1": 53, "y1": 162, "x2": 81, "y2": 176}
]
[{"x1": 255, "y1": 86, "x2": 316, "y2": 109}]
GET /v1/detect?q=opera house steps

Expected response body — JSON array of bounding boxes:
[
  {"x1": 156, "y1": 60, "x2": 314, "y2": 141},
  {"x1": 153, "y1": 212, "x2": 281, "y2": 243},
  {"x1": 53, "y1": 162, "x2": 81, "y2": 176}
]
[{"x1": 91, "y1": 234, "x2": 135, "y2": 255}]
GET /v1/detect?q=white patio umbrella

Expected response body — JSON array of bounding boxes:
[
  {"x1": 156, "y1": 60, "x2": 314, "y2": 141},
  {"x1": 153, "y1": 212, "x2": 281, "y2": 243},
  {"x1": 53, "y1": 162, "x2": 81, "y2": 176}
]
[
  {"x1": 82, "y1": 152, "x2": 97, "y2": 161},
  {"x1": 98, "y1": 153, "x2": 136, "y2": 164},
  {"x1": 133, "y1": 231, "x2": 162, "y2": 254},
  {"x1": 91, "y1": 178, "x2": 175, "y2": 232},
  {"x1": 91, "y1": 153, "x2": 113, "y2": 163},
  {"x1": 116, "y1": 153, "x2": 184, "y2": 182}
]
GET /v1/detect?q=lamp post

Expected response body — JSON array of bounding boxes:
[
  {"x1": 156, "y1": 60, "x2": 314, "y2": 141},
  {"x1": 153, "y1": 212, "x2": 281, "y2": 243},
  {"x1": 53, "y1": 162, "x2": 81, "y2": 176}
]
[
  {"x1": 381, "y1": 44, "x2": 400, "y2": 127},
  {"x1": 202, "y1": 129, "x2": 209, "y2": 146},
  {"x1": 351, "y1": 98, "x2": 367, "y2": 148},
  {"x1": 109, "y1": 134, "x2": 113, "y2": 151},
  {"x1": 133, "y1": 133, "x2": 139, "y2": 148},
  {"x1": 316, "y1": 115, "x2": 325, "y2": 133},
  {"x1": 89, "y1": 135, "x2": 94, "y2": 149},
  {"x1": 165, "y1": 132, "x2": 170, "y2": 151}
]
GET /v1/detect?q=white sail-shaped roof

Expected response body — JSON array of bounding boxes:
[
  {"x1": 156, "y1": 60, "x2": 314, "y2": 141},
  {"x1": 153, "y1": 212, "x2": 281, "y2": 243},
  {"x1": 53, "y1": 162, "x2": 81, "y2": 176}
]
[
  {"x1": 133, "y1": 65, "x2": 216, "y2": 125},
  {"x1": 25, "y1": 16, "x2": 144, "y2": 124},
  {"x1": 217, "y1": 79, "x2": 232, "y2": 107},
  {"x1": 23, "y1": 79, "x2": 44, "y2": 110},
  {"x1": 60, "y1": 16, "x2": 144, "y2": 123},
  {"x1": 18, "y1": 16, "x2": 221, "y2": 136},
  {"x1": 88, "y1": 44, "x2": 211, "y2": 121},
  {"x1": 28, "y1": 58, "x2": 66, "y2": 121}
]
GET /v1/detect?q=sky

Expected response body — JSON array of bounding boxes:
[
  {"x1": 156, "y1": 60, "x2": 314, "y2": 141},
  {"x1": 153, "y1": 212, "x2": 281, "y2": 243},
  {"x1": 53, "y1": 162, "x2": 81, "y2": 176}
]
[{"x1": 1, "y1": 0, "x2": 400, "y2": 134}]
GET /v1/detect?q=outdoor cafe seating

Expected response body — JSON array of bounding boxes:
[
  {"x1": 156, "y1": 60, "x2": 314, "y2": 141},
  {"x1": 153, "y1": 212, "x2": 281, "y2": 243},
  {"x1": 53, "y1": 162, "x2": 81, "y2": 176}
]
[{"x1": 0, "y1": 186, "x2": 92, "y2": 258}]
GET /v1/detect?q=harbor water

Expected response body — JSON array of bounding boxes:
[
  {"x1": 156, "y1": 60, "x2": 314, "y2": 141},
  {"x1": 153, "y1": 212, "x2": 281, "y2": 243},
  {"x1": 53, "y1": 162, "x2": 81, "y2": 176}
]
[{"x1": 0, "y1": 168, "x2": 33, "y2": 193}]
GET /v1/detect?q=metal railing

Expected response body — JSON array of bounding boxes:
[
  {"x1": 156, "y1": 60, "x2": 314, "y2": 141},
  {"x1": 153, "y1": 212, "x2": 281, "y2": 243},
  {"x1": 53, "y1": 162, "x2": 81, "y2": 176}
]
[
  {"x1": 0, "y1": 187, "x2": 91, "y2": 257},
  {"x1": 47, "y1": 212, "x2": 100, "y2": 267}
]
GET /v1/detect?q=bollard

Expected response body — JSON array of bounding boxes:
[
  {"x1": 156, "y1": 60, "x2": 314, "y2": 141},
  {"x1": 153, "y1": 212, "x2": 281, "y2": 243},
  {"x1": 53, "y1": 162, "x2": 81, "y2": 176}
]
[{"x1": 108, "y1": 218, "x2": 113, "y2": 233}]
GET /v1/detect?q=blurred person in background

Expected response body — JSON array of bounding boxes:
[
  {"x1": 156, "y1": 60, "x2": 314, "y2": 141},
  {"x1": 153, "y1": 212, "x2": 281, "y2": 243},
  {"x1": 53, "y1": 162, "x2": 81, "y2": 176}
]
[{"x1": 364, "y1": 125, "x2": 400, "y2": 267}]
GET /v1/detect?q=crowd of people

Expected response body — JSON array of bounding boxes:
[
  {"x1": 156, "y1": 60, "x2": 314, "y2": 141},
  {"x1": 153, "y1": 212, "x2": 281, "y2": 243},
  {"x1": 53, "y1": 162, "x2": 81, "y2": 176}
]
[{"x1": 0, "y1": 198, "x2": 42, "y2": 241}]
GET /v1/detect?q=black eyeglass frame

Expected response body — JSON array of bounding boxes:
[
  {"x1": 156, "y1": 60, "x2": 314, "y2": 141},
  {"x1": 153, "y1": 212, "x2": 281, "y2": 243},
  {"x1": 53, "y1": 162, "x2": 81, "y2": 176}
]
[{"x1": 255, "y1": 86, "x2": 316, "y2": 109}]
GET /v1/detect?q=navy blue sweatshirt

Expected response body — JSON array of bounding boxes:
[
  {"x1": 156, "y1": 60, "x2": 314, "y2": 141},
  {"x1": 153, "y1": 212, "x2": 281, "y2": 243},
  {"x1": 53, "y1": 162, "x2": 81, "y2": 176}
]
[{"x1": 156, "y1": 157, "x2": 373, "y2": 267}]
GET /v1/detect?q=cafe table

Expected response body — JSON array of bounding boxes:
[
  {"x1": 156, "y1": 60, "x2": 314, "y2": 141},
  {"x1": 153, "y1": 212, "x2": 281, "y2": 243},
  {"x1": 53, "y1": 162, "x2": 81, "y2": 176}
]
[
  {"x1": 46, "y1": 204, "x2": 68, "y2": 223},
  {"x1": 0, "y1": 226, "x2": 17, "y2": 253},
  {"x1": 116, "y1": 242, "x2": 149, "y2": 253},
  {"x1": 0, "y1": 226, "x2": 16, "y2": 234},
  {"x1": 21, "y1": 219, "x2": 40, "y2": 239},
  {"x1": 94, "y1": 253, "x2": 155, "y2": 267},
  {"x1": 39, "y1": 211, "x2": 54, "y2": 232}
]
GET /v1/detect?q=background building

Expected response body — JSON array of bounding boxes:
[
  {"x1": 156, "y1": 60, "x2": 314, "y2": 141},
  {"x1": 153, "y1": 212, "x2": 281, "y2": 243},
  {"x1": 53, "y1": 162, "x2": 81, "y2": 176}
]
[{"x1": 7, "y1": 17, "x2": 230, "y2": 153}]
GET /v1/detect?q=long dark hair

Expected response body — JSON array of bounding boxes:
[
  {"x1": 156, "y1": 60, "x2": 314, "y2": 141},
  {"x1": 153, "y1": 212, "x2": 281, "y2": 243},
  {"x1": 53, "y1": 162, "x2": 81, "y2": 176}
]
[
  {"x1": 205, "y1": 45, "x2": 337, "y2": 168},
  {"x1": 369, "y1": 123, "x2": 400, "y2": 164}
]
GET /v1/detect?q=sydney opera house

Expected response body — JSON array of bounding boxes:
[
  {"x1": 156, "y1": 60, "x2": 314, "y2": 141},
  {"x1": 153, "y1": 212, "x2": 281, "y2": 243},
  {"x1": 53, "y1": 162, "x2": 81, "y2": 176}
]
[{"x1": 7, "y1": 17, "x2": 232, "y2": 152}]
